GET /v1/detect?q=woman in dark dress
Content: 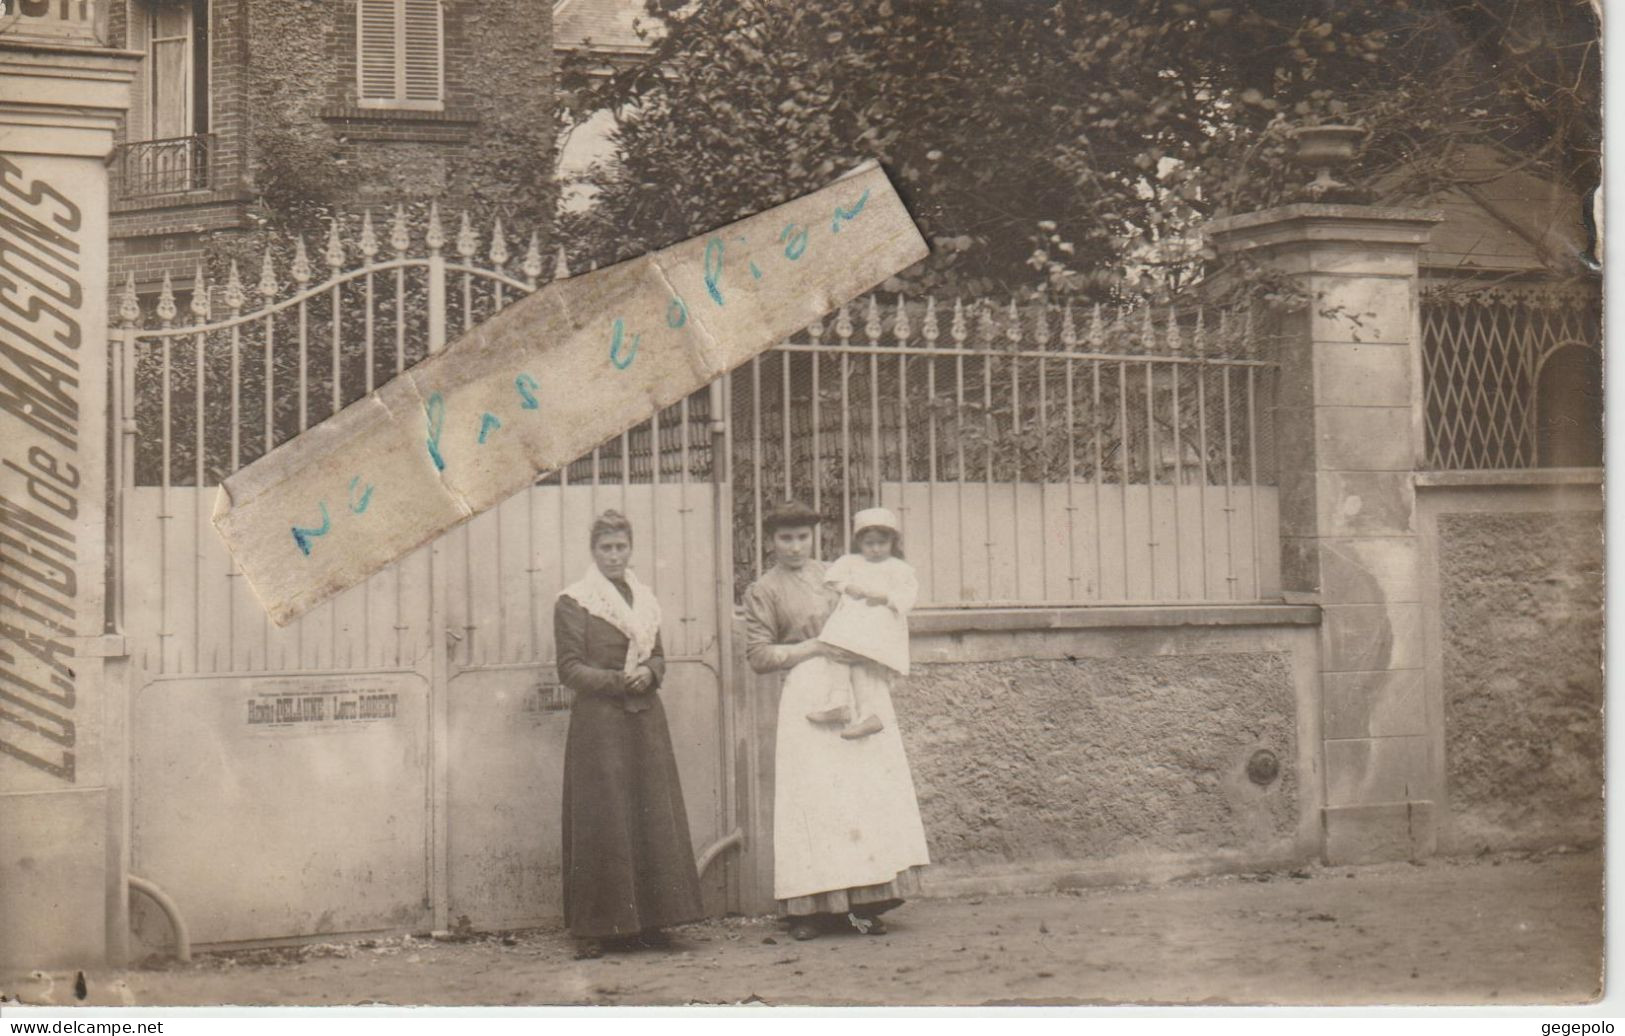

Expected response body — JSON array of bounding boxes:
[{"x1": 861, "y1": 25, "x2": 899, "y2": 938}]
[{"x1": 555, "y1": 509, "x2": 703, "y2": 959}]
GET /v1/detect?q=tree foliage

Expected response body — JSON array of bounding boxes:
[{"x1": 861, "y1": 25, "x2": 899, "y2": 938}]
[{"x1": 560, "y1": 0, "x2": 1600, "y2": 296}]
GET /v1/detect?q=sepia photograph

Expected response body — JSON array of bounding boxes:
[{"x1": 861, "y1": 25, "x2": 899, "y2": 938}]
[{"x1": 0, "y1": 0, "x2": 1605, "y2": 1013}]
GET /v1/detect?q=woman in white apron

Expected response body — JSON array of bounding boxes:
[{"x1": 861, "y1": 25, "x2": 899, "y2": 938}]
[{"x1": 739, "y1": 500, "x2": 931, "y2": 940}]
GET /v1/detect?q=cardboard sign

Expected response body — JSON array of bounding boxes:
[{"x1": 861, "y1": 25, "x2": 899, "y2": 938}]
[{"x1": 213, "y1": 162, "x2": 927, "y2": 624}]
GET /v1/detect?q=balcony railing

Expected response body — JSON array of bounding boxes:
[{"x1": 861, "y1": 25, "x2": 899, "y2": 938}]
[{"x1": 113, "y1": 134, "x2": 214, "y2": 199}]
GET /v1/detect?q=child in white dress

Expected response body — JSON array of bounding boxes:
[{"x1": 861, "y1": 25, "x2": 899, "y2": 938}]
[{"x1": 810, "y1": 507, "x2": 918, "y2": 739}]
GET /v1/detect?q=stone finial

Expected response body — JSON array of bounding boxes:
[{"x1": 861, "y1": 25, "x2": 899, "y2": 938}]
[
  {"x1": 425, "y1": 202, "x2": 445, "y2": 253},
  {"x1": 359, "y1": 210, "x2": 379, "y2": 259},
  {"x1": 291, "y1": 236, "x2": 312, "y2": 285},
  {"x1": 118, "y1": 271, "x2": 141, "y2": 327},
  {"x1": 156, "y1": 271, "x2": 177, "y2": 327},
  {"x1": 224, "y1": 261, "x2": 246, "y2": 313},
  {"x1": 1289, "y1": 123, "x2": 1370, "y2": 203},
  {"x1": 258, "y1": 248, "x2": 278, "y2": 300},
  {"x1": 390, "y1": 205, "x2": 411, "y2": 256},
  {"x1": 1060, "y1": 302, "x2": 1078, "y2": 349},
  {"x1": 189, "y1": 262, "x2": 211, "y2": 322},
  {"x1": 522, "y1": 231, "x2": 543, "y2": 286},
  {"x1": 324, "y1": 218, "x2": 345, "y2": 270},
  {"x1": 489, "y1": 217, "x2": 509, "y2": 268}
]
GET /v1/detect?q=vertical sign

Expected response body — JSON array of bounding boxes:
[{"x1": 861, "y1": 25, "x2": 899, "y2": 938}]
[
  {"x1": 0, "y1": 31, "x2": 133, "y2": 967},
  {"x1": 0, "y1": 154, "x2": 106, "y2": 792}
]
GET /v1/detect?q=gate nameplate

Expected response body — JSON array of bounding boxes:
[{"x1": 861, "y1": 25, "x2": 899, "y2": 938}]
[{"x1": 241, "y1": 679, "x2": 403, "y2": 736}]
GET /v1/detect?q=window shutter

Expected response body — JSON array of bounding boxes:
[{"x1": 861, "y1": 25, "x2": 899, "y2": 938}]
[
  {"x1": 402, "y1": 0, "x2": 442, "y2": 103},
  {"x1": 358, "y1": 0, "x2": 398, "y2": 102},
  {"x1": 357, "y1": 0, "x2": 441, "y2": 106}
]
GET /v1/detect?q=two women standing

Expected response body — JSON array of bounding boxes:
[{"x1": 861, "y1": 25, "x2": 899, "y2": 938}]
[{"x1": 553, "y1": 502, "x2": 931, "y2": 954}]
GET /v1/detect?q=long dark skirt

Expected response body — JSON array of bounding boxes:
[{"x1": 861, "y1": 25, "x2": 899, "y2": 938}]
[{"x1": 560, "y1": 693, "x2": 704, "y2": 938}]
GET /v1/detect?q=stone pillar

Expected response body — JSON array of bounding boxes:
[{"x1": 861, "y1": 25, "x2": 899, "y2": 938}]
[
  {"x1": 1207, "y1": 204, "x2": 1443, "y2": 865},
  {"x1": 0, "y1": 12, "x2": 138, "y2": 969}
]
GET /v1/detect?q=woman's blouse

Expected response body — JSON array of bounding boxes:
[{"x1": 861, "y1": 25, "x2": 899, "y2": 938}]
[
  {"x1": 741, "y1": 560, "x2": 838, "y2": 674},
  {"x1": 555, "y1": 580, "x2": 666, "y2": 712}
]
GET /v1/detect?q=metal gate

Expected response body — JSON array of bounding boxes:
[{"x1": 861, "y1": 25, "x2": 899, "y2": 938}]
[{"x1": 113, "y1": 210, "x2": 735, "y2": 946}]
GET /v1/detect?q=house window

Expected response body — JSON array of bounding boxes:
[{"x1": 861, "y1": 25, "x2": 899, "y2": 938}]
[
  {"x1": 141, "y1": 0, "x2": 209, "y2": 140},
  {"x1": 357, "y1": 0, "x2": 444, "y2": 109},
  {"x1": 115, "y1": 0, "x2": 211, "y2": 198}
]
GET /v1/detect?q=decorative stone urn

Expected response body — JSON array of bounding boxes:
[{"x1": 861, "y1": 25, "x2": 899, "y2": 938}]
[{"x1": 1290, "y1": 123, "x2": 1369, "y2": 202}]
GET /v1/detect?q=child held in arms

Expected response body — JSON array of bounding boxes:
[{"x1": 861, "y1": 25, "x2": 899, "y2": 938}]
[{"x1": 808, "y1": 507, "x2": 917, "y2": 739}]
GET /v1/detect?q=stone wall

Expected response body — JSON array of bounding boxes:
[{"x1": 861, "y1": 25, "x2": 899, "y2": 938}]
[
  {"x1": 895, "y1": 651, "x2": 1300, "y2": 872},
  {"x1": 1436, "y1": 508, "x2": 1604, "y2": 852},
  {"x1": 728, "y1": 610, "x2": 1323, "y2": 904}
]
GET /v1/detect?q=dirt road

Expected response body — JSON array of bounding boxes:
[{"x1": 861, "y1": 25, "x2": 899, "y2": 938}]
[{"x1": 0, "y1": 849, "x2": 1601, "y2": 1008}]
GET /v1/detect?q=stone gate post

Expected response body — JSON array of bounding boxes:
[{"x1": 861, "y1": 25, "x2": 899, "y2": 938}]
[
  {"x1": 1207, "y1": 203, "x2": 1444, "y2": 864},
  {"x1": 0, "y1": 8, "x2": 138, "y2": 969}
]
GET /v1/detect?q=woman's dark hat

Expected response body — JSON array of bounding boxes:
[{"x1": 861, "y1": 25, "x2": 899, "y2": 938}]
[{"x1": 762, "y1": 499, "x2": 822, "y2": 532}]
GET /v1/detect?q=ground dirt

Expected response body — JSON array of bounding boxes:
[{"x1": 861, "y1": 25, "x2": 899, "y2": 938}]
[{"x1": 0, "y1": 849, "x2": 1601, "y2": 1008}]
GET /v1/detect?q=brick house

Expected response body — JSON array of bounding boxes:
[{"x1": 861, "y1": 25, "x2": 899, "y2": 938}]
[{"x1": 107, "y1": 0, "x2": 554, "y2": 297}]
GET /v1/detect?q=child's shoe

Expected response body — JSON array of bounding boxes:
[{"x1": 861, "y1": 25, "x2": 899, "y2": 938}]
[
  {"x1": 840, "y1": 714, "x2": 884, "y2": 739},
  {"x1": 806, "y1": 705, "x2": 851, "y2": 725}
]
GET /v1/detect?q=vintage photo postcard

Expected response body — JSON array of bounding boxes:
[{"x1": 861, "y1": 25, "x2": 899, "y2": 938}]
[{"x1": 0, "y1": 0, "x2": 1603, "y2": 1010}]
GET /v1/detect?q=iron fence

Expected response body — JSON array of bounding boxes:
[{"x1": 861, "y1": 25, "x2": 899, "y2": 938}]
[
  {"x1": 727, "y1": 298, "x2": 1280, "y2": 606},
  {"x1": 117, "y1": 208, "x2": 712, "y2": 492},
  {"x1": 116, "y1": 208, "x2": 1282, "y2": 624}
]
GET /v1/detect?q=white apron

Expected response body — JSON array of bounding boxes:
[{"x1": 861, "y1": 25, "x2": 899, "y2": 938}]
[{"x1": 772, "y1": 654, "x2": 932, "y2": 901}]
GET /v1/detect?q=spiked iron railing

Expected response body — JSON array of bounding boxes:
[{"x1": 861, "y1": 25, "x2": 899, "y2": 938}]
[
  {"x1": 114, "y1": 206, "x2": 609, "y2": 489},
  {"x1": 113, "y1": 206, "x2": 1281, "y2": 610},
  {"x1": 735, "y1": 294, "x2": 1282, "y2": 605}
]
